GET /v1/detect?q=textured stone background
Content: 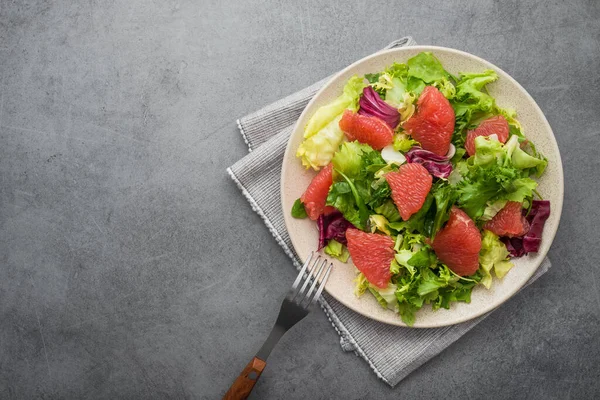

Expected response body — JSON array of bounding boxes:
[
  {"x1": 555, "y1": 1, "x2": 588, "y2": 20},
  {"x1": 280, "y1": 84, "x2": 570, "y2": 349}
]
[{"x1": 1, "y1": 0, "x2": 599, "y2": 399}]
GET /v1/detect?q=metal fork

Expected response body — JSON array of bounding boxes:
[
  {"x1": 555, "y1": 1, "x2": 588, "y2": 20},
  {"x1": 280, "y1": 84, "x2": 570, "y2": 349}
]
[{"x1": 223, "y1": 253, "x2": 333, "y2": 400}]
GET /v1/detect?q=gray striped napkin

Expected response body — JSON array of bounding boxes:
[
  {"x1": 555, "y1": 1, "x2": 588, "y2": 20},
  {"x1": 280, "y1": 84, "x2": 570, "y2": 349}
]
[{"x1": 227, "y1": 37, "x2": 551, "y2": 387}]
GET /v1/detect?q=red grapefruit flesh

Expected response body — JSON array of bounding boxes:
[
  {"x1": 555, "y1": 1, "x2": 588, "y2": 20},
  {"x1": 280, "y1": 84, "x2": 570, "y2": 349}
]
[
  {"x1": 483, "y1": 201, "x2": 529, "y2": 238},
  {"x1": 339, "y1": 110, "x2": 394, "y2": 150},
  {"x1": 346, "y1": 229, "x2": 395, "y2": 288},
  {"x1": 301, "y1": 163, "x2": 333, "y2": 221},
  {"x1": 385, "y1": 163, "x2": 433, "y2": 221},
  {"x1": 402, "y1": 86, "x2": 455, "y2": 156},
  {"x1": 465, "y1": 115, "x2": 510, "y2": 156},
  {"x1": 432, "y1": 207, "x2": 482, "y2": 276}
]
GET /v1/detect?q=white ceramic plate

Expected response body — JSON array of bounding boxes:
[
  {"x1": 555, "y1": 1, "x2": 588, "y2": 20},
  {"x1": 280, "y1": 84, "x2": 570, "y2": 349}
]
[{"x1": 281, "y1": 46, "x2": 563, "y2": 328}]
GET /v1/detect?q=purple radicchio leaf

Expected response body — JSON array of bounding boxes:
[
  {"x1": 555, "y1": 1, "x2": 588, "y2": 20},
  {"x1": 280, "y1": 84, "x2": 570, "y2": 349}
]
[
  {"x1": 405, "y1": 146, "x2": 453, "y2": 179},
  {"x1": 317, "y1": 211, "x2": 353, "y2": 250},
  {"x1": 358, "y1": 86, "x2": 400, "y2": 129}
]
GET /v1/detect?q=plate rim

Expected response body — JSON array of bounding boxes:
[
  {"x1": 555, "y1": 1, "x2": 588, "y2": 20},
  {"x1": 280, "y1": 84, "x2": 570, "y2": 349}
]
[{"x1": 281, "y1": 45, "x2": 564, "y2": 328}]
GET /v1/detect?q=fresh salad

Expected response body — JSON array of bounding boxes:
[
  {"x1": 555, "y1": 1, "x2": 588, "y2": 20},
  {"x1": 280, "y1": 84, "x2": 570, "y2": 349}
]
[{"x1": 291, "y1": 52, "x2": 551, "y2": 326}]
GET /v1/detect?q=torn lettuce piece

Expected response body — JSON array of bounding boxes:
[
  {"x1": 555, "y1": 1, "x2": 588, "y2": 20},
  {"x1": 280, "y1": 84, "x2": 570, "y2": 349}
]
[
  {"x1": 368, "y1": 283, "x2": 398, "y2": 310},
  {"x1": 479, "y1": 230, "x2": 514, "y2": 288},
  {"x1": 296, "y1": 115, "x2": 345, "y2": 170},
  {"x1": 354, "y1": 272, "x2": 369, "y2": 297},
  {"x1": 323, "y1": 239, "x2": 350, "y2": 262}
]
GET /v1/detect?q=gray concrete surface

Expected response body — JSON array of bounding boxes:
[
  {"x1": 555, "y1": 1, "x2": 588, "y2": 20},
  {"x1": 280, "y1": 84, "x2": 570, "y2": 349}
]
[{"x1": 1, "y1": 0, "x2": 599, "y2": 399}]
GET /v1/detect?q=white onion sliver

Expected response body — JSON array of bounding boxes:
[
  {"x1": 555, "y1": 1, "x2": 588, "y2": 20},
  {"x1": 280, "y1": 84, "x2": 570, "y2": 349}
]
[
  {"x1": 381, "y1": 145, "x2": 406, "y2": 165},
  {"x1": 489, "y1": 133, "x2": 499, "y2": 141},
  {"x1": 445, "y1": 143, "x2": 456, "y2": 159}
]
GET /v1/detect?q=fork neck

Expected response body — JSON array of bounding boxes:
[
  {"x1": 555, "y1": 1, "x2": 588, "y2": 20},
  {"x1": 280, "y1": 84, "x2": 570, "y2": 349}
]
[{"x1": 255, "y1": 323, "x2": 286, "y2": 361}]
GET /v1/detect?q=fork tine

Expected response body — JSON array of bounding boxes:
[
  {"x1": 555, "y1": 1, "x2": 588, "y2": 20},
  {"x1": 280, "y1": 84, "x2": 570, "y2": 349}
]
[
  {"x1": 292, "y1": 257, "x2": 323, "y2": 302},
  {"x1": 289, "y1": 254, "x2": 320, "y2": 300},
  {"x1": 301, "y1": 259, "x2": 329, "y2": 307},
  {"x1": 288, "y1": 252, "x2": 315, "y2": 296},
  {"x1": 309, "y1": 262, "x2": 333, "y2": 307}
]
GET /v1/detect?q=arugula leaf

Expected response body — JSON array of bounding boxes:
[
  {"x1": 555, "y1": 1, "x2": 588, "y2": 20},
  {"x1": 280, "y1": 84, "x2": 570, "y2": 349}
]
[{"x1": 291, "y1": 198, "x2": 308, "y2": 218}]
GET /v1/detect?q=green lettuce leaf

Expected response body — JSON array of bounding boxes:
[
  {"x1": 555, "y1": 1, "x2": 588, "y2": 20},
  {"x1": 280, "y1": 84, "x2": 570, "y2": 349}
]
[
  {"x1": 501, "y1": 178, "x2": 538, "y2": 202},
  {"x1": 323, "y1": 239, "x2": 350, "y2": 262},
  {"x1": 393, "y1": 133, "x2": 419, "y2": 153},
  {"x1": 479, "y1": 230, "x2": 514, "y2": 288},
  {"x1": 374, "y1": 200, "x2": 402, "y2": 222},
  {"x1": 431, "y1": 182, "x2": 458, "y2": 238},
  {"x1": 368, "y1": 284, "x2": 398, "y2": 310},
  {"x1": 455, "y1": 70, "x2": 498, "y2": 113},
  {"x1": 326, "y1": 143, "x2": 391, "y2": 229},
  {"x1": 472, "y1": 135, "x2": 506, "y2": 166},
  {"x1": 296, "y1": 115, "x2": 345, "y2": 170},
  {"x1": 326, "y1": 181, "x2": 365, "y2": 229},
  {"x1": 368, "y1": 214, "x2": 391, "y2": 235},
  {"x1": 512, "y1": 146, "x2": 548, "y2": 171},
  {"x1": 332, "y1": 141, "x2": 373, "y2": 178},
  {"x1": 481, "y1": 199, "x2": 508, "y2": 221},
  {"x1": 385, "y1": 77, "x2": 407, "y2": 107},
  {"x1": 291, "y1": 198, "x2": 307, "y2": 218},
  {"x1": 408, "y1": 247, "x2": 438, "y2": 268},
  {"x1": 407, "y1": 52, "x2": 448, "y2": 82},
  {"x1": 354, "y1": 272, "x2": 369, "y2": 297}
]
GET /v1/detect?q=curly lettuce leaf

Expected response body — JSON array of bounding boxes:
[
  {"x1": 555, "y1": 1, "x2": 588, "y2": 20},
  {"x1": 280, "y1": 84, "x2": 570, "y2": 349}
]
[
  {"x1": 326, "y1": 144, "x2": 391, "y2": 229},
  {"x1": 354, "y1": 272, "x2": 369, "y2": 297},
  {"x1": 457, "y1": 136, "x2": 538, "y2": 219},
  {"x1": 393, "y1": 133, "x2": 419, "y2": 153},
  {"x1": 451, "y1": 70, "x2": 499, "y2": 146},
  {"x1": 331, "y1": 141, "x2": 373, "y2": 178},
  {"x1": 501, "y1": 178, "x2": 538, "y2": 202},
  {"x1": 431, "y1": 182, "x2": 458, "y2": 238},
  {"x1": 323, "y1": 239, "x2": 350, "y2": 262},
  {"x1": 455, "y1": 70, "x2": 498, "y2": 113},
  {"x1": 479, "y1": 230, "x2": 514, "y2": 288}
]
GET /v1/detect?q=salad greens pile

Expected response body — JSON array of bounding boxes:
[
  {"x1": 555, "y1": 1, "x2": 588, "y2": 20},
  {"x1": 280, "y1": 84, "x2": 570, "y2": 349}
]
[{"x1": 292, "y1": 52, "x2": 550, "y2": 325}]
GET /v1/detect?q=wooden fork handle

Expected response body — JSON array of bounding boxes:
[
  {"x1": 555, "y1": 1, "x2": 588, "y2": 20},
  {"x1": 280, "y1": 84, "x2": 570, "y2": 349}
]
[{"x1": 223, "y1": 356, "x2": 266, "y2": 400}]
